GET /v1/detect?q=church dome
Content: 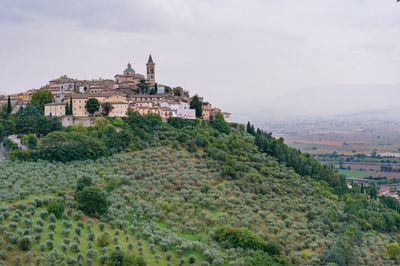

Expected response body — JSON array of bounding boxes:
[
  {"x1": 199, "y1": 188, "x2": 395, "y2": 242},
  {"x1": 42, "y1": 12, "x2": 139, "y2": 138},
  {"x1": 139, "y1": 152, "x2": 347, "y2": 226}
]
[{"x1": 124, "y1": 63, "x2": 134, "y2": 72}]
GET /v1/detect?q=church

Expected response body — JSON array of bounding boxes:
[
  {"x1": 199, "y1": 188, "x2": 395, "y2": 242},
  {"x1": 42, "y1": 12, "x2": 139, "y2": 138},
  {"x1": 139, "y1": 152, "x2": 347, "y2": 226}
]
[{"x1": 114, "y1": 55, "x2": 156, "y2": 90}]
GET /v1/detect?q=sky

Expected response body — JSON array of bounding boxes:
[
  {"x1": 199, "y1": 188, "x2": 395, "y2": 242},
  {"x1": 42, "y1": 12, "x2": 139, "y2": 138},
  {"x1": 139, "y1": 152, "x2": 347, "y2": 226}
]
[{"x1": 0, "y1": 0, "x2": 400, "y2": 115}]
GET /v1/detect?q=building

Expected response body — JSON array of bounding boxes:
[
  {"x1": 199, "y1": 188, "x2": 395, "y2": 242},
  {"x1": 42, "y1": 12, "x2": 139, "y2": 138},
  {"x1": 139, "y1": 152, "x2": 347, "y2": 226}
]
[
  {"x1": 70, "y1": 93, "x2": 128, "y2": 117},
  {"x1": 146, "y1": 55, "x2": 155, "y2": 86},
  {"x1": 44, "y1": 102, "x2": 67, "y2": 117},
  {"x1": 202, "y1": 102, "x2": 212, "y2": 120},
  {"x1": 160, "y1": 101, "x2": 196, "y2": 119},
  {"x1": 114, "y1": 63, "x2": 145, "y2": 90},
  {"x1": 45, "y1": 93, "x2": 128, "y2": 117}
]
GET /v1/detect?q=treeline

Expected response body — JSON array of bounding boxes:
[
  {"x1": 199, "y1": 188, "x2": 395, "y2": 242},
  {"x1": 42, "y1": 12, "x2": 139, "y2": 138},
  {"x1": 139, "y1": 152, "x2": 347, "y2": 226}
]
[
  {"x1": 9, "y1": 111, "x2": 163, "y2": 162},
  {"x1": 0, "y1": 105, "x2": 62, "y2": 137},
  {"x1": 246, "y1": 122, "x2": 347, "y2": 195}
]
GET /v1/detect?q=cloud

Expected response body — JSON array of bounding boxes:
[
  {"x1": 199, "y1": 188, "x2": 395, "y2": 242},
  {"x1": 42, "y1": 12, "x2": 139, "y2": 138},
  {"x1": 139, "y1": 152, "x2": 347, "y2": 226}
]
[{"x1": 0, "y1": 0, "x2": 400, "y2": 117}]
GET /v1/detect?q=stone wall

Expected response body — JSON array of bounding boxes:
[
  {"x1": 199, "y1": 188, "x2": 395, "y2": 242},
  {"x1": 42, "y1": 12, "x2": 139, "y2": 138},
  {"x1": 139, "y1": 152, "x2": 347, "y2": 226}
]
[{"x1": 61, "y1": 116, "x2": 96, "y2": 127}]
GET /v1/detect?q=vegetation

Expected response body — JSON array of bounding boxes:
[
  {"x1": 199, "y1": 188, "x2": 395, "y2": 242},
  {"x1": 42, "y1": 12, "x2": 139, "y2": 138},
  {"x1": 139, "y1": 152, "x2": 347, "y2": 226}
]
[
  {"x1": 86, "y1": 98, "x2": 100, "y2": 116},
  {"x1": 101, "y1": 102, "x2": 114, "y2": 117},
  {"x1": 30, "y1": 90, "x2": 53, "y2": 114},
  {"x1": 0, "y1": 112, "x2": 400, "y2": 264},
  {"x1": 189, "y1": 95, "x2": 202, "y2": 118}
]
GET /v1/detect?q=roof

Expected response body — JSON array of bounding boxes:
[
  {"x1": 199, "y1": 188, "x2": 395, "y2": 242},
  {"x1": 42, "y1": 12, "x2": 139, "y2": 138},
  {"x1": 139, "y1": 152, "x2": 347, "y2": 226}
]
[
  {"x1": 124, "y1": 63, "x2": 134, "y2": 72},
  {"x1": 108, "y1": 102, "x2": 128, "y2": 105},
  {"x1": 70, "y1": 93, "x2": 113, "y2": 99},
  {"x1": 148, "y1": 54, "x2": 153, "y2": 63},
  {"x1": 45, "y1": 102, "x2": 67, "y2": 106}
]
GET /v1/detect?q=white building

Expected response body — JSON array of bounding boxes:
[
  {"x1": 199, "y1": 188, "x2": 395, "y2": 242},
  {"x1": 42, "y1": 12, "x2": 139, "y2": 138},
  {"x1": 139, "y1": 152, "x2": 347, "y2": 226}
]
[{"x1": 160, "y1": 101, "x2": 196, "y2": 119}]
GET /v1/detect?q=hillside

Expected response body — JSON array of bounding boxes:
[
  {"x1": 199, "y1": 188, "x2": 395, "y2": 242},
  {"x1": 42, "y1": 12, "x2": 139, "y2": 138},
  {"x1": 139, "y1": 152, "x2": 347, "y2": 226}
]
[{"x1": 0, "y1": 111, "x2": 400, "y2": 265}]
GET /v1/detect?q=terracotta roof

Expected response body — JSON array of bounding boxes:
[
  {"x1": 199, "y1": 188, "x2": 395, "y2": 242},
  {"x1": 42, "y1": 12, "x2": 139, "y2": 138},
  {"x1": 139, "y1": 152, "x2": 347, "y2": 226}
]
[
  {"x1": 70, "y1": 93, "x2": 112, "y2": 99},
  {"x1": 45, "y1": 102, "x2": 67, "y2": 106}
]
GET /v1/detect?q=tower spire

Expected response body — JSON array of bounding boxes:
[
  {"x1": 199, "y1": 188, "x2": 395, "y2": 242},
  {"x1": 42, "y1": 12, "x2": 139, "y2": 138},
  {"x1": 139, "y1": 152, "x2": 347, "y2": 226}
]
[{"x1": 146, "y1": 54, "x2": 155, "y2": 86}]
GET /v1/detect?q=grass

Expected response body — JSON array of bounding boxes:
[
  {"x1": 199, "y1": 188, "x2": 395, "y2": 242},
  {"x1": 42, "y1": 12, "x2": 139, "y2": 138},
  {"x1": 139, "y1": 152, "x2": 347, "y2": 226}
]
[
  {"x1": 0, "y1": 203, "x2": 207, "y2": 265},
  {"x1": 338, "y1": 169, "x2": 378, "y2": 178}
]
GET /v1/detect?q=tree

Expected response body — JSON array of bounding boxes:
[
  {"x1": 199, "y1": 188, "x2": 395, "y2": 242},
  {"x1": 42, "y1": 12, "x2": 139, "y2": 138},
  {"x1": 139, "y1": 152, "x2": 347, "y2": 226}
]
[
  {"x1": 18, "y1": 236, "x2": 32, "y2": 251},
  {"x1": 47, "y1": 200, "x2": 65, "y2": 218},
  {"x1": 101, "y1": 102, "x2": 114, "y2": 117},
  {"x1": 173, "y1": 88, "x2": 181, "y2": 97},
  {"x1": 27, "y1": 134, "x2": 38, "y2": 149},
  {"x1": 76, "y1": 186, "x2": 108, "y2": 217},
  {"x1": 65, "y1": 102, "x2": 69, "y2": 115},
  {"x1": 137, "y1": 79, "x2": 149, "y2": 94},
  {"x1": 190, "y1": 95, "x2": 202, "y2": 118},
  {"x1": 387, "y1": 243, "x2": 400, "y2": 259},
  {"x1": 85, "y1": 98, "x2": 100, "y2": 116},
  {"x1": 149, "y1": 87, "x2": 157, "y2": 95},
  {"x1": 6, "y1": 96, "x2": 12, "y2": 116},
  {"x1": 69, "y1": 97, "x2": 73, "y2": 115},
  {"x1": 31, "y1": 90, "x2": 53, "y2": 114},
  {"x1": 211, "y1": 113, "x2": 230, "y2": 134},
  {"x1": 76, "y1": 176, "x2": 92, "y2": 192}
]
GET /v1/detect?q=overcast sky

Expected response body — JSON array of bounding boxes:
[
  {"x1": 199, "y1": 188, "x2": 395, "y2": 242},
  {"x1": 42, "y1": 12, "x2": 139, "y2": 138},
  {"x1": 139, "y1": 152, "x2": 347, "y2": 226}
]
[{"x1": 0, "y1": 0, "x2": 399, "y2": 114}]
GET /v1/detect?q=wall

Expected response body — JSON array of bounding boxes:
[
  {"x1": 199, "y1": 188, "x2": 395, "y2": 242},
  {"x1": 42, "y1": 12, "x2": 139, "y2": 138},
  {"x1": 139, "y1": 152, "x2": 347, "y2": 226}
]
[{"x1": 61, "y1": 116, "x2": 95, "y2": 127}]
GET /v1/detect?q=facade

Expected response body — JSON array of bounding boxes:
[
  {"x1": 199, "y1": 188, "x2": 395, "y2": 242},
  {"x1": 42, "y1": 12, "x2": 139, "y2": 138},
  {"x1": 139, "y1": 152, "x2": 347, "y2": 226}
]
[
  {"x1": 146, "y1": 55, "x2": 155, "y2": 86},
  {"x1": 160, "y1": 101, "x2": 196, "y2": 119},
  {"x1": 44, "y1": 102, "x2": 67, "y2": 117},
  {"x1": 114, "y1": 63, "x2": 145, "y2": 89},
  {"x1": 69, "y1": 93, "x2": 128, "y2": 117},
  {"x1": 202, "y1": 102, "x2": 212, "y2": 121}
]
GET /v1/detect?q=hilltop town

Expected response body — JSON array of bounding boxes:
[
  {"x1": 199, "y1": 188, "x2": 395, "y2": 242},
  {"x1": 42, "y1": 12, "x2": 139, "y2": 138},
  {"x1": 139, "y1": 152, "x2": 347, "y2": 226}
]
[{"x1": 3, "y1": 55, "x2": 231, "y2": 126}]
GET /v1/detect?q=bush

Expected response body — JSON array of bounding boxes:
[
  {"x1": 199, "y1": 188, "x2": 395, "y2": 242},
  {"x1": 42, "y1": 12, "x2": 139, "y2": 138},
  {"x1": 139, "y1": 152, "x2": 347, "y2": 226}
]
[
  {"x1": 97, "y1": 233, "x2": 111, "y2": 247},
  {"x1": 213, "y1": 227, "x2": 269, "y2": 251},
  {"x1": 47, "y1": 200, "x2": 65, "y2": 219},
  {"x1": 386, "y1": 243, "x2": 400, "y2": 260},
  {"x1": 247, "y1": 250, "x2": 277, "y2": 266},
  {"x1": 76, "y1": 176, "x2": 93, "y2": 192},
  {"x1": 76, "y1": 186, "x2": 108, "y2": 217},
  {"x1": 161, "y1": 201, "x2": 172, "y2": 212},
  {"x1": 18, "y1": 236, "x2": 32, "y2": 251}
]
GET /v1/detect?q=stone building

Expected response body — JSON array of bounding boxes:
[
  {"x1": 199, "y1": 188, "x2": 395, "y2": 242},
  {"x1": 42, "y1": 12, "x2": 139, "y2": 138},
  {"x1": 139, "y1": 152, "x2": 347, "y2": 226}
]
[
  {"x1": 114, "y1": 63, "x2": 145, "y2": 90},
  {"x1": 146, "y1": 55, "x2": 155, "y2": 86},
  {"x1": 44, "y1": 102, "x2": 66, "y2": 117}
]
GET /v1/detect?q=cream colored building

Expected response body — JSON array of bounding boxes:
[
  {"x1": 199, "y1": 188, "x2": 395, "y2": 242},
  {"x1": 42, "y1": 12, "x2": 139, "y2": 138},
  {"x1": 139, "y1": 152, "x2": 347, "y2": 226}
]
[
  {"x1": 44, "y1": 93, "x2": 128, "y2": 117},
  {"x1": 44, "y1": 102, "x2": 66, "y2": 117},
  {"x1": 70, "y1": 93, "x2": 128, "y2": 117}
]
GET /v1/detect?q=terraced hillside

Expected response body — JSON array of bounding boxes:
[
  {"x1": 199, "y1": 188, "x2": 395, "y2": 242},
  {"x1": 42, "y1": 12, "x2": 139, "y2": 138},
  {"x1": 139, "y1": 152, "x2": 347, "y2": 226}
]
[{"x1": 0, "y1": 113, "x2": 400, "y2": 265}]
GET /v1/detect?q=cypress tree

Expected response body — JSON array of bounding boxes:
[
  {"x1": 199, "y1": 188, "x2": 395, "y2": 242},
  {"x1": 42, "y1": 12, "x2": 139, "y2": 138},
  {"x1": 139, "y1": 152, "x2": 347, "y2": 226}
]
[
  {"x1": 69, "y1": 97, "x2": 73, "y2": 115},
  {"x1": 6, "y1": 96, "x2": 12, "y2": 115},
  {"x1": 65, "y1": 102, "x2": 69, "y2": 115}
]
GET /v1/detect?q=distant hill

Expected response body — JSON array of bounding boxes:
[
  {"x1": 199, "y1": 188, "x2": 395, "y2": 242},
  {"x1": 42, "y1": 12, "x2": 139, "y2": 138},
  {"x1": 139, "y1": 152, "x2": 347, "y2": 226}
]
[{"x1": 233, "y1": 83, "x2": 400, "y2": 123}]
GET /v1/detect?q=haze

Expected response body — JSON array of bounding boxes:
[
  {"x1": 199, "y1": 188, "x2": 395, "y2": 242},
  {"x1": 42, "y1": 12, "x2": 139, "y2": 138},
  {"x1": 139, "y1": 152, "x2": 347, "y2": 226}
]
[{"x1": 1, "y1": 0, "x2": 399, "y2": 120}]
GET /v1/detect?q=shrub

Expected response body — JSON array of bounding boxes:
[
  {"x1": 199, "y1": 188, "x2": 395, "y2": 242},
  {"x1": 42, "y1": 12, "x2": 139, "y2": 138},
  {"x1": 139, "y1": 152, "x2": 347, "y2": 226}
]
[
  {"x1": 76, "y1": 176, "x2": 93, "y2": 192},
  {"x1": 161, "y1": 201, "x2": 172, "y2": 212},
  {"x1": 247, "y1": 250, "x2": 276, "y2": 266},
  {"x1": 88, "y1": 232, "x2": 96, "y2": 241},
  {"x1": 97, "y1": 233, "x2": 111, "y2": 247},
  {"x1": 189, "y1": 255, "x2": 196, "y2": 264},
  {"x1": 18, "y1": 236, "x2": 32, "y2": 251},
  {"x1": 76, "y1": 186, "x2": 108, "y2": 217},
  {"x1": 40, "y1": 211, "x2": 48, "y2": 220},
  {"x1": 46, "y1": 239, "x2": 54, "y2": 250},
  {"x1": 213, "y1": 227, "x2": 269, "y2": 251},
  {"x1": 386, "y1": 243, "x2": 400, "y2": 260},
  {"x1": 99, "y1": 222, "x2": 105, "y2": 231},
  {"x1": 48, "y1": 200, "x2": 65, "y2": 219}
]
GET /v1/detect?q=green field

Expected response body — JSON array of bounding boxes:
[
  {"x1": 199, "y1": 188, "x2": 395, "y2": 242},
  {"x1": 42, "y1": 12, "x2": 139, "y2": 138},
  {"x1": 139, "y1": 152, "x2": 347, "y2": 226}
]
[{"x1": 338, "y1": 169, "x2": 378, "y2": 178}]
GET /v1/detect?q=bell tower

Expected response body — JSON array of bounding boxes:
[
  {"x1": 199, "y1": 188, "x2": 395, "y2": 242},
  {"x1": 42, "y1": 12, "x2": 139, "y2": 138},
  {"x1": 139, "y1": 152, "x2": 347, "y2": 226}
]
[{"x1": 146, "y1": 54, "x2": 155, "y2": 86}]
